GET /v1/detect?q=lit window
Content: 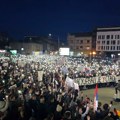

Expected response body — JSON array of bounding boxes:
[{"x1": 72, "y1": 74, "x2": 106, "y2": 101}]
[{"x1": 86, "y1": 46, "x2": 90, "y2": 50}]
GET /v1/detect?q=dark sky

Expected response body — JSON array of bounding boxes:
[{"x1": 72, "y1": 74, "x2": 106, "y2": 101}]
[{"x1": 0, "y1": 0, "x2": 120, "y2": 42}]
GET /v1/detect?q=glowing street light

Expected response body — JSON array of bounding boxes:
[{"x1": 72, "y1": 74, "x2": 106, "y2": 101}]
[
  {"x1": 21, "y1": 48, "x2": 24, "y2": 51},
  {"x1": 92, "y1": 51, "x2": 96, "y2": 55}
]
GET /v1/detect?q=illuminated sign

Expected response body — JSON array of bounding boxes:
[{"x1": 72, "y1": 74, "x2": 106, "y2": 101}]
[{"x1": 59, "y1": 48, "x2": 70, "y2": 56}]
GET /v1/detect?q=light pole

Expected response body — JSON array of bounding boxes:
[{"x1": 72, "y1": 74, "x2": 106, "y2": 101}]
[
  {"x1": 89, "y1": 51, "x2": 96, "y2": 63},
  {"x1": 90, "y1": 52, "x2": 92, "y2": 62},
  {"x1": 48, "y1": 33, "x2": 60, "y2": 52}
]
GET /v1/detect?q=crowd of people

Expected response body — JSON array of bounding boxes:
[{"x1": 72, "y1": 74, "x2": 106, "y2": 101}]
[{"x1": 0, "y1": 55, "x2": 120, "y2": 120}]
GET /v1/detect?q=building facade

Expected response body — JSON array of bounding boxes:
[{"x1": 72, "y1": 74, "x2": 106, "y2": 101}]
[
  {"x1": 96, "y1": 27, "x2": 120, "y2": 57},
  {"x1": 0, "y1": 32, "x2": 10, "y2": 49},
  {"x1": 10, "y1": 42, "x2": 43, "y2": 54},
  {"x1": 67, "y1": 32, "x2": 93, "y2": 56},
  {"x1": 10, "y1": 36, "x2": 58, "y2": 54}
]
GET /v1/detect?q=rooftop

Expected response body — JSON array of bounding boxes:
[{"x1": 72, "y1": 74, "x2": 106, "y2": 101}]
[
  {"x1": 69, "y1": 32, "x2": 92, "y2": 37},
  {"x1": 97, "y1": 26, "x2": 120, "y2": 32}
]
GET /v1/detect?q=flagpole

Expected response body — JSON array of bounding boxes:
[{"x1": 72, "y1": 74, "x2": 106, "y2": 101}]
[{"x1": 94, "y1": 84, "x2": 98, "y2": 112}]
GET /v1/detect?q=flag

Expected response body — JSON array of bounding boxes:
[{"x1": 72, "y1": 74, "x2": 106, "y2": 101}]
[
  {"x1": 117, "y1": 110, "x2": 120, "y2": 117},
  {"x1": 94, "y1": 84, "x2": 98, "y2": 111}
]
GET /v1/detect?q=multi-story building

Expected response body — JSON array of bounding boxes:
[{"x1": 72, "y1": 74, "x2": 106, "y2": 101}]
[
  {"x1": 96, "y1": 27, "x2": 120, "y2": 57},
  {"x1": 67, "y1": 32, "x2": 93, "y2": 56},
  {"x1": 10, "y1": 36, "x2": 58, "y2": 54}
]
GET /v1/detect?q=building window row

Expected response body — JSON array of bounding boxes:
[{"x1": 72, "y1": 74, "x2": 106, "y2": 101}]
[
  {"x1": 76, "y1": 40, "x2": 83, "y2": 43},
  {"x1": 97, "y1": 46, "x2": 120, "y2": 50},
  {"x1": 76, "y1": 46, "x2": 83, "y2": 49},
  {"x1": 77, "y1": 40, "x2": 90, "y2": 43},
  {"x1": 69, "y1": 39, "x2": 91, "y2": 44},
  {"x1": 117, "y1": 46, "x2": 120, "y2": 50},
  {"x1": 97, "y1": 40, "x2": 119, "y2": 45},
  {"x1": 98, "y1": 35, "x2": 120, "y2": 40}
]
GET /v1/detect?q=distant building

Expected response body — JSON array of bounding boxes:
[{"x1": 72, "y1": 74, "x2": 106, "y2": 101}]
[
  {"x1": 96, "y1": 27, "x2": 120, "y2": 57},
  {"x1": 67, "y1": 32, "x2": 93, "y2": 56},
  {"x1": 0, "y1": 32, "x2": 10, "y2": 49},
  {"x1": 10, "y1": 36, "x2": 58, "y2": 54}
]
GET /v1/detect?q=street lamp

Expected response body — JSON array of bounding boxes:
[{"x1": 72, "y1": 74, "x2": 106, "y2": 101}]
[
  {"x1": 21, "y1": 48, "x2": 24, "y2": 51},
  {"x1": 89, "y1": 51, "x2": 96, "y2": 62},
  {"x1": 92, "y1": 51, "x2": 96, "y2": 58},
  {"x1": 21, "y1": 48, "x2": 24, "y2": 54}
]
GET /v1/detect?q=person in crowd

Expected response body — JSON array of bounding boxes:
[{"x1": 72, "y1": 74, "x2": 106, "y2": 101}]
[
  {"x1": 0, "y1": 55, "x2": 120, "y2": 120},
  {"x1": 115, "y1": 80, "x2": 120, "y2": 95}
]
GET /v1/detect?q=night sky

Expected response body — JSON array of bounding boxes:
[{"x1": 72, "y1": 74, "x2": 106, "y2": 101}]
[{"x1": 0, "y1": 0, "x2": 120, "y2": 42}]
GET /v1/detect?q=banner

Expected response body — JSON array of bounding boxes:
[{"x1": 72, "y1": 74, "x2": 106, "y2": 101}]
[
  {"x1": 38, "y1": 71, "x2": 44, "y2": 81},
  {"x1": 75, "y1": 75, "x2": 119, "y2": 86},
  {"x1": 74, "y1": 82, "x2": 79, "y2": 90},
  {"x1": 65, "y1": 77, "x2": 74, "y2": 88}
]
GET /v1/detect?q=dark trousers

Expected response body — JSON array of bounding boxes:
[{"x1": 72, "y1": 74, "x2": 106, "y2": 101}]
[{"x1": 115, "y1": 86, "x2": 119, "y2": 94}]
